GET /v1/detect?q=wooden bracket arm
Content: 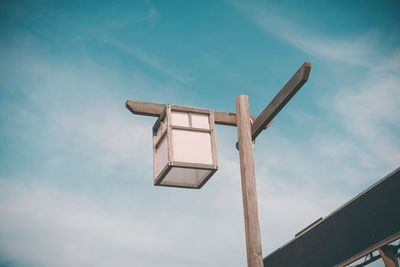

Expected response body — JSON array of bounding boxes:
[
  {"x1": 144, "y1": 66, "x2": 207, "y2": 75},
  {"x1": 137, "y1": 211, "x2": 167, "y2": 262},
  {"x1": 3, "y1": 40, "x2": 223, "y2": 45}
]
[
  {"x1": 251, "y1": 62, "x2": 311, "y2": 141},
  {"x1": 125, "y1": 100, "x2": 258, "y2": 127}
]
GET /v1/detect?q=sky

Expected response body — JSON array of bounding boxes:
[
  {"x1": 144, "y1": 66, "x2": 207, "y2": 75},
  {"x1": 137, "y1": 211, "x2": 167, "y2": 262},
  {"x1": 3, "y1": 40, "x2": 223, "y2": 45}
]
[{"x1": 0, "y1": 0, "x2": 399, "y2": 266}]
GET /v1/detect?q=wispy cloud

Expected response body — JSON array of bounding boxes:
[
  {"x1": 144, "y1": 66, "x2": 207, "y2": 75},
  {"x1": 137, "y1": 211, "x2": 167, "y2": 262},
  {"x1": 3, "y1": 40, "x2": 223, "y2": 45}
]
[
  {"x1": 72, "y1": 3, "x2": 191, "y2": 85},
  {"x1": 331, "y1": 50, "x2": 400, "y2": 168},
  {"x1": 231, "y1": 1, "x2": 380, "y2": 66},
  {"x1": 101, "y1": 37, "x2": 192, "y2": 84},
  {"x1": 6, "y1": 1, "x2": 190, "y2": 85},
  {"x1": 0, "y1": 183, "x2": 187, "y2": 267}
]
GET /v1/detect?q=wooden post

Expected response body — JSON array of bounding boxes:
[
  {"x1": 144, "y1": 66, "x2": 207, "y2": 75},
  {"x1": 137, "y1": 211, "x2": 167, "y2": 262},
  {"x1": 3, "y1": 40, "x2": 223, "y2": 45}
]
[
  {"x1": 236, "y1": 95, "x2": 263, "y2": 267},
  {"x1": 379, "y1": 245, "x2": 399, "y2": 267}
]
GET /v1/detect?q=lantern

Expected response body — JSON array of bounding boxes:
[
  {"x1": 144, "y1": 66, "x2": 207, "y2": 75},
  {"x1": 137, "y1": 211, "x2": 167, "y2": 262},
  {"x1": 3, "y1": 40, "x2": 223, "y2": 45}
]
[{"x1": 152, "y1": 105, "x2": 218, "y2": 188}]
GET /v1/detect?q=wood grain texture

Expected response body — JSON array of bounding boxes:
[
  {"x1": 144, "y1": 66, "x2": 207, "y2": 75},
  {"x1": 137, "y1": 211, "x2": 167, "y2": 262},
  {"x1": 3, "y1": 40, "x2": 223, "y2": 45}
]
[
  {"x1": 125, "y1": 100, "x2": 257, "y2": 126},
  {"x1": 236, "y1": 95, "x2": 263, "y2": 267},
  {"x1": 251, "y1": 62, "x2": 311, "y2": 141},
  {"x1": 126, "y1": 100, "x2": 164, "y2": 117},
  {"x1": 379, "y1": 245, "x2": 399, "y2": 267}
]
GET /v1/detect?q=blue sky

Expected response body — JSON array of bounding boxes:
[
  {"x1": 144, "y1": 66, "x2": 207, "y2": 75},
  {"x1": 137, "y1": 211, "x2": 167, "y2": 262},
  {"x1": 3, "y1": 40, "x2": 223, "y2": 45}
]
[{"x1": 0, "y1": 1, "x2": 399, "y2": 266}]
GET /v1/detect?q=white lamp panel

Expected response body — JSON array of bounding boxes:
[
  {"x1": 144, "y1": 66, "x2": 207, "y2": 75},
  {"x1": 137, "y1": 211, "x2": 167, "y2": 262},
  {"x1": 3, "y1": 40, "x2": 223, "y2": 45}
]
[
  {"x1": 160, "y1": 167, "x2": 211, "y2": 187},
  {"x1": 191, "y1": 113, "x2": 210, "y2": 129},
  {"x1": 172, "y1": 129, "x2": 213, "y2": 165},
  {"x1": 171, "y1": 111, "x2": 189, "y2": 127}
]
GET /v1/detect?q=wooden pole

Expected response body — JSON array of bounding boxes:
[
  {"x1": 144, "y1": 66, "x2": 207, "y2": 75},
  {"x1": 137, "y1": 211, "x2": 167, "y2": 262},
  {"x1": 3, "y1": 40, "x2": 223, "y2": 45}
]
[
  {"x1": 236, "y1": 95, "x2": 263, "y2": 267},
  {"x1": 379, "y1": 245, "x2": 399, "y2": 267}
]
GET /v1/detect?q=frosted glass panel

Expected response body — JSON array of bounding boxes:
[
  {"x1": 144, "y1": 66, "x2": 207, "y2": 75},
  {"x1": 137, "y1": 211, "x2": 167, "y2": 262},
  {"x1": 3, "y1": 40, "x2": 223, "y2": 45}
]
[
  {"x1": 160, "y1": 167, "x2": 211, "y2": 187},
  {"x1": 172, "y1": 129, "x2": 213, "y2": 164},
  {"x1": 171, "y1": 112, "x2": 189, "y2": 127},
  {"x1": 191, "y1": 114, "x2": 210, "y2": 129},
  {"x1": 154, "y1": 136, "x2": 168, "y2": 178}
]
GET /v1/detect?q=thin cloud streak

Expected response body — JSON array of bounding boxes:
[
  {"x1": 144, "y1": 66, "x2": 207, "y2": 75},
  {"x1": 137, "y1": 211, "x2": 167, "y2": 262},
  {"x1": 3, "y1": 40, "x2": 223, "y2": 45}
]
[
  {"x1": 332, "y1": 50, "x2": 400, "y2": 168},
  {"x1": 101, "y1": 37, "x2": 192, "y2": 84},
  {"x1": 16, "y1": 1, "x2": 191, "y2": 85},
  {"x1": 231, "y1": 1, "x2": 380, "y2": 66},
  {"x1": 0, "y1": 183, "x2": 183, "y2": 267}
]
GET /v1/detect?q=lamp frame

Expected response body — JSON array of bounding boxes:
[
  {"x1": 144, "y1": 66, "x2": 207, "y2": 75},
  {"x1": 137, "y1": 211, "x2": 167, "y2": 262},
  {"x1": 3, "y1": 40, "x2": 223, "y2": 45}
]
[{"x1": 152, "y1": 104, "x2": 218, "y2": 189}]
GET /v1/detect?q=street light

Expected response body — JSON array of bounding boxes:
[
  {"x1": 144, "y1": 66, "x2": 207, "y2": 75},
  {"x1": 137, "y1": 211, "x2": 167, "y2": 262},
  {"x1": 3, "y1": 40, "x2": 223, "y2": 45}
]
[
  {"x1": 126, "y1": 62, "x2": 311, "y2": 267},
  {"x1": 152, "y1": 104, "x2": 218, "y2": 189}
]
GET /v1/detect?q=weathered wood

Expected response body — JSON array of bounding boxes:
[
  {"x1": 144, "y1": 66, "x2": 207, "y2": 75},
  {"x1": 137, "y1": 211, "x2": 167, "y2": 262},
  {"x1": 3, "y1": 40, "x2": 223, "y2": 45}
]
[
  {"x1": 379, "y1": 245, "x2": 399, "y2": 267},
  {"x1": 236, "y1": 95, "x2": 263, "y2": 267},
  {"x1": 126, "y1": 100, "x2": 164, "y2": 117},
  {"x1": 125, "y1": 100, "x2": 257, "y2": 126},
  {"x1": 214, "y1": 111, "x2": 240, "y2": 126},
  {"x1": 336, "y1": 233, "x2": 400, "y2": 267},
  {"x1": 251, "y1": 62, "x2": 311, "y2": 141}
]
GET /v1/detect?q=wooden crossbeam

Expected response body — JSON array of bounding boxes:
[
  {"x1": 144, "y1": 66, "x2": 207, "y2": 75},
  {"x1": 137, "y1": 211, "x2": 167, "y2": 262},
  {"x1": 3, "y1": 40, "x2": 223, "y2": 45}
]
[
  {"x1": 251, "y1": 62, "x2": 311, "y2": 141},
  {"x1": 125, "y1": 100, "x2": 257, "y2": 127},
  {"x1": 127, "y1": 62, "x2": 311, "y2": 135}
]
